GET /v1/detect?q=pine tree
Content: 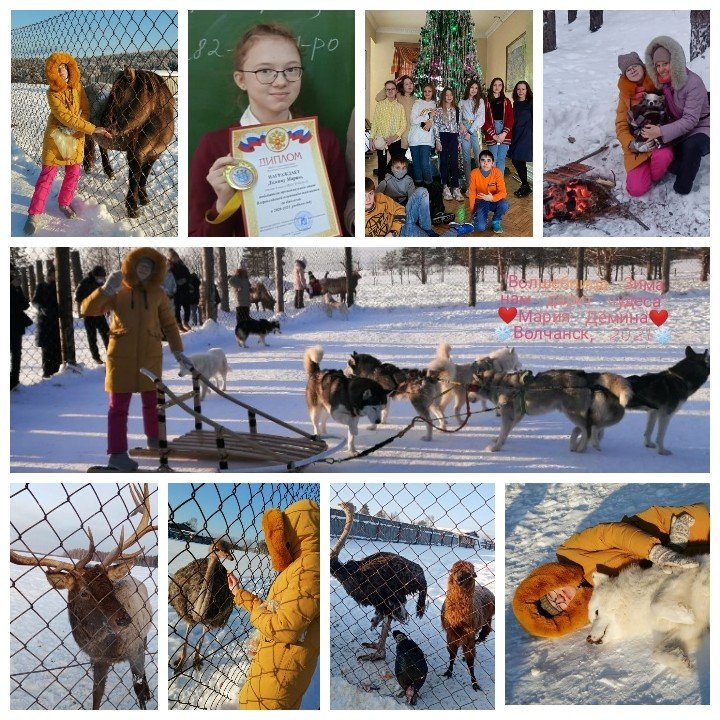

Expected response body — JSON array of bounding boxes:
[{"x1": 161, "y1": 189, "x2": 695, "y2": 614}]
[{"x1": 414, "y1": 11, "x2": 483, "y2": 100}]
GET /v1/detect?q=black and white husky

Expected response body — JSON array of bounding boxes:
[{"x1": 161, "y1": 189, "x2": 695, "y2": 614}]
[
  {"x1": 345, "y1": 351, "x2": 444, "y2": 441},
  {"x1": 626, "y1": 346, "x2": 710, "y2": 455},
  {"x1": 472, "y1": 368, "x2": 633, "y2": 452},
  {"x1": 304, "y1": 346, "x2": 387, "y2": 453},
  {"x1": 235, "y1": 317, "x2": 281, "y2": 348}
]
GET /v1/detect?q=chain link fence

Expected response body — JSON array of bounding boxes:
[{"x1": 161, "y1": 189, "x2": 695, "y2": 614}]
[
  {"x1": 10, "y1": 483, "x2": 159, "y2": 710},
  {"x1": 330, "y1": 483, "x2": 495, "y2": 710},
  {"x1": 11, "y1": 10, "x2": 178, "y2": 236},
  {"x1": 168, "y1": 482, "x2": 320, "y2": 710}
]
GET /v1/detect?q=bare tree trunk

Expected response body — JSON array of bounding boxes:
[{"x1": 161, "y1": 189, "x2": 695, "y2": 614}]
[
  {"x1": 543, "y1": 11, "x2": 557, "y2": 53},
  {"x1": 646, "y1": 259, "x2": 653, "y2": 280},
  {"x1": 345, "y1": 247, "x2": 354, "y2": 306},
  {"x1": 420, "y1": 249, "x2": 427, "y2": 284},
  {"x1": 217, "y1": 247, "x2": 230, "y2": 312},
  {"x1": 568, "y1": 10, "x2": 577, "y2": 23},
  {"x1": 700, "y1": 248, "x2": 709, "y2": 282},
  {"x1": 468, "y1": 248, "x2": 477, "y2": 306},
  {"x1": 576, "y1": 248, "x2": 585, "y2": 298},
  {"x1": 589, "y1": 11, "x2": 603, "y2": 32},
  {"x1": 55, "y1": 247, "x2": 76, "y2": 366},
  {"x1": 28, "y1": 265, "x2": 37, "y2": 299},
  {"x1": 690, "y1": 10, "x2": 710, "y2": 60},
  {"x1": 35, "y1": 259, "x2": 44, "y2": 285},
  {"x1": 70, "y1": 250, "x2": 82, "y2": 291},
  {"x1": 202, "y1": 247, "x2": 216, "y2": 321},
  {"x1": 20, "y1": 268, "x2": 29, "y2": 299},
  {"x1": 661, "y1": 247, "x2": 671, "y2": 295},
  {"x1": 274, "y1": 248, "x2": 285, "y2": 313}
]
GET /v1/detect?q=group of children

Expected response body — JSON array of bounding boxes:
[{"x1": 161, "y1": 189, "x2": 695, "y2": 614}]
[{"x1": 365, "y1": 149, "x2": 508, "y2": 238}]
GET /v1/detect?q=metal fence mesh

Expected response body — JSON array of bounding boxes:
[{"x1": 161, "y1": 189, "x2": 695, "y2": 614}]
[
  {"x1": 168, "y1": 482, "x2": 320, "y2": 710},
  {"x1": 11, "y1": 10, "x2": 178, "y2": 236},
  {"x1": 330, "y1": 483, "x2": 495, "y2": 710},
  {"x1": 9, "y1": 483, "x2": 159, "y2": 710}
]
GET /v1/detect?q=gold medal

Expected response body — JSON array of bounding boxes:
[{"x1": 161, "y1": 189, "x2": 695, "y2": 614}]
[{"x1": 224, "y1": 160, "x2": 258, "y2": 191}]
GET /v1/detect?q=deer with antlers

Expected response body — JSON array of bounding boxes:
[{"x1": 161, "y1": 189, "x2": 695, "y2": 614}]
[{"x1": 10, "y1": 484, "x2": 157, "y2": 710}]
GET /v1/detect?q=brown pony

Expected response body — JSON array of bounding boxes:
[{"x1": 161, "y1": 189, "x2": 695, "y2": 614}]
[{"x1": 84, "y1": 67, "x2": 175, "y2": 218}]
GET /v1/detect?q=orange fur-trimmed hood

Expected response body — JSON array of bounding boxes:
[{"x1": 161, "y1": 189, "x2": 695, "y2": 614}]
[
  {"x1": 512, "y1": 562, "x2": 592, "y2": 638},
  {"x1": 45, "y1": 52, "x2": 81, "y2": 92},
  {"x1": 262, "y1": 499, "x2": 319, "y2": 572},
  {"x1": 121, "y1": 247, "x2": 167, "y2": 290}
]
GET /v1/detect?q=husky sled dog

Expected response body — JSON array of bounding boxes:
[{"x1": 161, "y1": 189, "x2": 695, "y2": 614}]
[
  {"x1": 345, "y1": 351, "x2": 444, "y2": 440},
  {"x1": 625, "y1": 346, "x2": 710, "y2": 455},
  {"x1": 472, "y1": 368, "x2": 632, "y2": 452},
  {"x1": 178, "y1": 347, "x2": 228, "y2": 400},
  {"x1": 587, "y1": 555, "x2": 710, "y2": 674},
  {"x1": 234, "y1": 317, "x2": 281, "y2": 348},
  {"x1": 432, "y1": 342, "x2": 522, "y2": 424},
  {"x1": 305, "y1": 346, "x2": 387, "y2": 453}
]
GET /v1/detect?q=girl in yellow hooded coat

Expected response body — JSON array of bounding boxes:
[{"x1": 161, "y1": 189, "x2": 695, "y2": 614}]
[
  {"x1": 24, "y1": 52, "x2": 111, "y2": 236},
  {"x1": 513, "y1": 503, "x2": 709, "y2": 639},
  {"x1": 228, "y1": 499, "x2": 320, "y2": 710}
]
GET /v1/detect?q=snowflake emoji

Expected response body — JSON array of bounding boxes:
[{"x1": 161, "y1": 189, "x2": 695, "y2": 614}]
[
  {"x1": 494, "y1": 324, "x2": 512, "y2": 342},
  {"x1": 654, "y1": 327, "x2": 672, "y2": 345}
]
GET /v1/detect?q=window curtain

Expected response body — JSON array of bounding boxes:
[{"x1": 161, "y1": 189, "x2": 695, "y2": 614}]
[{"x1": 391, "y1": 42, "x2": 419, "y2": 78}]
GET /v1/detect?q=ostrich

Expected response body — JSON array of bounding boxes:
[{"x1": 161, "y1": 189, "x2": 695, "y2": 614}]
[
  {"x1": 169, "y1": 538, "x2": 235, "y2": 670},
  {"x1": 330, "y1": 502, "x2": 427, "y2": 661}
]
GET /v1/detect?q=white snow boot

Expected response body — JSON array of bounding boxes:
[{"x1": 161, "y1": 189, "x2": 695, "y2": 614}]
[{"x1": 108, "y1": 452, "x2": 139, "y2": 471}]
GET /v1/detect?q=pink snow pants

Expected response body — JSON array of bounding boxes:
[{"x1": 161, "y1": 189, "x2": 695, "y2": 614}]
[
  {"x1": 28, "y1": 164, "x2": 81, "y2": 215},
  {"x1": 107, "y1": 390, "x2": 158, "y2": 454},
  {"x1": 625, "y1": 146, "x2": 673, "y2": 197}
]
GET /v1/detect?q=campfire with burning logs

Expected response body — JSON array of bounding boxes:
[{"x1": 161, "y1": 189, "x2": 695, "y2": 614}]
[{"x1": 544, "y1": 145, "x2": 649, "y2": 231}]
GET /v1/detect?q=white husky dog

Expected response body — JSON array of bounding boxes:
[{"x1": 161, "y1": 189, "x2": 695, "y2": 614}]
[
  {"x1": 587, "y1": 555, "x2": 710, "y2": 674},
  {"x1": 429, "y1": 342, "x2": 522, "y2": 426},
  {"x1": 178, "y1": 347, "x2": 228, "y2": 400}
]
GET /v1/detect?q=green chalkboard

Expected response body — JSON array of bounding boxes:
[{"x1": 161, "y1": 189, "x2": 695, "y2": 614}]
[{"x1": 188, "y1": 10, "x2": 354, "y2": 162}]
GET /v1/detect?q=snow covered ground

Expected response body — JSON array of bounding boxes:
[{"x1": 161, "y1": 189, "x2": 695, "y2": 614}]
[
  {"x1": 505, "y1": 483, "x2": 710, "y2": 705},
  {"x1": 330, "y1": 537, "x2": 495, "y2": 709},
  {"x1": 11, "y1": 83, "x2": 177, "y2": 237},
  {"x1": 10, "y1": 561, "x2": 158, "y2": 710},
  {"x1": 168, "y1": 538, "x2": 319, "y2": 709},
  {"x1": 10, "y1": 261, "x2": 709, "y2": 472},
  {"x1": 544, "y1": 11, "x2": 709, "y2": 236}
]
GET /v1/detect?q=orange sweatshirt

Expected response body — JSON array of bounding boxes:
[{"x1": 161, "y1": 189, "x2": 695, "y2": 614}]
[
  {"x1": 468, "y1": 167, "x2": 507, "y2": 211},
  {"x1": 365, "y1": 192, "x2": 405, "y2": 237}
]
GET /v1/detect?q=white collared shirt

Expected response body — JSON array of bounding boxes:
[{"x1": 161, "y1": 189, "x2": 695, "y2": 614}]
[{"x1": 240, "y1": 107, "x2": 292, "y2": 127}]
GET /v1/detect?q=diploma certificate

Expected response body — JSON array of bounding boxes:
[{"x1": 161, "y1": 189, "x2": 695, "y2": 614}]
[{"x1": 230, "y1": 117, "x2": 341, "y2": 237}]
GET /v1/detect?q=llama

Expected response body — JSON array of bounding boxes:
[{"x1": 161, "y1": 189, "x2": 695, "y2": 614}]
[
  {"x1": 330, "y1": 502, "x2": 427, "y2": 661},
  {"x1": 441, "y1": 560, "x2": 495, "y2": 692},
  {"x1": 169, "y1": 538, "x2": 235, "y2": 671}
]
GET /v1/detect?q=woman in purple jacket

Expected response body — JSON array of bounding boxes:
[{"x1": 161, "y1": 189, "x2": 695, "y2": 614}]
[{"x1": 640, "y1": 36, "x2": 709, "y2": 195}]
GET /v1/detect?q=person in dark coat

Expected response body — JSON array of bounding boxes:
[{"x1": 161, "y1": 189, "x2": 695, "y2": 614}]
[
  {"x1": 508, "y1": 81, "x2": 533, "y2": 198},
  {"x1": 32, "y1": 264, "x2": 61, "y2": 378},
  {"x1": 167, "y1": 249, "x2": 193, "y2": 331},
  {"x1": 188, "y1": 272, "x2": 201, "y2": 326},
  {"x1": 75, "y1": 265, "x2": 110, "y2": 363},
  {"x1": 10, "y1": 267, "x2": 33, "y2": 390}
]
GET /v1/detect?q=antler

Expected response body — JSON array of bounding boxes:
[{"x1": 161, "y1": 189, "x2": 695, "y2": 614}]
[
  {"x1": 11, "y1": 528, "x2": 96, "y2": 573},
  {"x1": 102, "y1": 484, "x2": 158, "y2": 568}
]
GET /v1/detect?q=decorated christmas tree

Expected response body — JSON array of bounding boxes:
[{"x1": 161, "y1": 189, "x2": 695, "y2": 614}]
[{"x1": 414, "y1": 11, "x2": 483, "y2": 100}]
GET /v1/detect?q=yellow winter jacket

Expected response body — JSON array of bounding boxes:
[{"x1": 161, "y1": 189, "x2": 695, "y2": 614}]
[
  {"x1": 234, "y1": 499, "x2": 320, "y2": 710},
  {"x1": 41, "y1": 52, "x2": 95, "y2": 166}
]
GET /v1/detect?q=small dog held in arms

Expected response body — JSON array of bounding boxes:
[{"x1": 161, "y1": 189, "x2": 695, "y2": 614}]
[
  {"x1": 441, "y1": 560, "x2": 495, "y2": 692},
  {"x1": 627, "y1": 92, "x2": 667, "y2": 152},
  {"x1": 304, "y1": 346, "x2": 387, "y2": 453},
  {"x1": 234, "y1": 317, "x2": 281, "y2": 348},
  {"x1": 178, "y1": 348, "x2": 228, "y2": 400},
  {"x1": 587, "y1": 554, "x2": 709, "y2": 674}
]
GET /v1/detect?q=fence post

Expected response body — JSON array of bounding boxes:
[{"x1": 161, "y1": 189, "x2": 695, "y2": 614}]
[
  {"x1": 21, "y1": 267, "x2": 30, "y2": 299},
  {"x1": 202, "y1": 248, "x2": 216, "y2": 321},
  {"x1": 345, "y1": 247, "x2": 354, "y2": 307},
  {"x1": 274, "y1": 248, "x2": 285, "y2": 313},
  {"x1": 468, "y1": 247, "x2": 477, "y2": 306},
  {"x1": 27, "y1": 265, "x2": 37, "y2": 298},
  {"x1": 55, "y1": 248, "x2": 76, "y2": 366},
  {"x1": 217, "y1": 247, "x2": 230, "y2": 312},
  {"x1": 70, "y1": 250, "x2": 82, "y2": 291},
  {"x1": 35, "y1": 259, "x2": 44, "y2": 285}
]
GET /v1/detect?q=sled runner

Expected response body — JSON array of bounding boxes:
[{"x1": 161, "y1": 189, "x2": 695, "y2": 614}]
[{"x1": 126, "y1": 367, "x2": 339, "y2": 471}]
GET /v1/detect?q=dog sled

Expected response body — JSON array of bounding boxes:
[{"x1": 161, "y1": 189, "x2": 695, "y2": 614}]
[{"x1": 126, "y1": 367, "x2": 343, "y2": 472}]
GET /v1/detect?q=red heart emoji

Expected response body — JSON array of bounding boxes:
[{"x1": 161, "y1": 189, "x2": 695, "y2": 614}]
[
  {"x1": 498, "y1": 306, "x2": 518, "y2": 324},
  {"x1": 649, "y1": 309, "x2": 668, "y2": 327}
]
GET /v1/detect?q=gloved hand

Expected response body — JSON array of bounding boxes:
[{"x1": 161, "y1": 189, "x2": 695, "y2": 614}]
[
  {"x1": 669, "y1": 512, "x2": 695, "y2": 547},
  {"x1": 648, "y1": 543, "x2": 699, "y2": 570},
  {"x1": 173, "y1": 350, "x2": 192, "y2": 371},
  {"x1": 101, "y1": 270, "x2": 123, "y2": 296}
]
